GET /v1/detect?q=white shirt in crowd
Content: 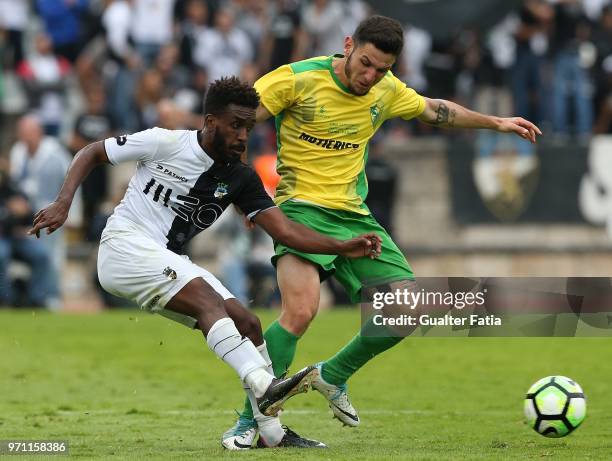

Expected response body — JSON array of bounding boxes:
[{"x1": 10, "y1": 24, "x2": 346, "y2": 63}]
[
  {"x1": 103, "y1": 0, "x2": 133, "y2": 58},
  {"x1": 194, "y1": 27, "x2": 253, "y2": 83},
  {"x1": 130, "y1": 0, "x2": 176, "y2": 46},
  {"x1": 9, "y1": 137, "x2": 73, "y2": 214},
  {"x1": 301, "y1": 0, "x2": 345, "y2": 57},
  {"x1": 0, "y1": 0, "x2": 28, "y2": 30}
]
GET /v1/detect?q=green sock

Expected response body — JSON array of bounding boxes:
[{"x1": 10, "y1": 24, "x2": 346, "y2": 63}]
[
  {"x1": 263, "y1": 320, "x2": 300, "y2": 377},
  {"x1": 321, "y1": 318, "x2": 403, "y2": 386},
  {"x1": 239, "y1": 320, "x2": 300, "y2": 421}
]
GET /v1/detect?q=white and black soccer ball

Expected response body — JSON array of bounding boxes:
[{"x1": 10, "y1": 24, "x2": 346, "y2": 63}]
[{"x1": 524, "y1": 376, "x2": 586, "y2": 438}]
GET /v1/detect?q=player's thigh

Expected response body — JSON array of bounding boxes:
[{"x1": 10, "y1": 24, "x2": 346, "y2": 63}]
[
  {"x1": 334, "y1": 216, "x2": 414, "y2": 303},
  {"x1": 275, "y1": 254, "x2": 322, "y2": 334},
  {"x1": 165, "y1": 276, "x2": 247, "y2": 334},
  {"x1": 276, "y1": 253, "x2": 321, "y2": 311},
  {"x1": 98, "y1": 234, "x2": 234, "y2": 327}
]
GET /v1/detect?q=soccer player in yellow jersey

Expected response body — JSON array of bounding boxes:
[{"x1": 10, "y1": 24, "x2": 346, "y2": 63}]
[{"x1": 222, "y1": 15, "x2": 541, "y2": 449}]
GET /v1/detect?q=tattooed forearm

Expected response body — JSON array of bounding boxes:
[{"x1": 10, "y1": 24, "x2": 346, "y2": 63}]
[
  {"x1": 434, "y1": 102, "x2": 456, "y2": 127},
  {"x1": 419, "y1": 97, "x2": 503, "y2": 130}
]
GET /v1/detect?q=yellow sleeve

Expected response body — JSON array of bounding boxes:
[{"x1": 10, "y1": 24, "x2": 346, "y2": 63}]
[
  {"x1": 385, "y1": 75, "x2": 426, "y2": 121},
  {"x1": 254, "y1": 65, "x2": 296, "y2": 116}
]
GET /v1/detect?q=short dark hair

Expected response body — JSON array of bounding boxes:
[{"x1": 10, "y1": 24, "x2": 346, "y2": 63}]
[
  {"x1": 353, "y1": 15, "x2": 404, "y2": 56},
  {"x1": 204, "y1": 76, "x2": 260, "y2": 115}
]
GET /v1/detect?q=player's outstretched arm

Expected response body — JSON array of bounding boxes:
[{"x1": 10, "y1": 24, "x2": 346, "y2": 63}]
[
  {"x1": 253, "y1": 207, "x2": 382, "y2": 259},
  {"x1": 417, "y1": 97, "x2": 542, "y2": 143},
  {"x1": 28, "y1": 140, "x2": 110, "y2": 238}
]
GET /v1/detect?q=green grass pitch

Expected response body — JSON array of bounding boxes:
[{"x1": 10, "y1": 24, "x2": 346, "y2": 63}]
[{"x1": 1, "y1": 309, "x2": 611, "y2": 460}]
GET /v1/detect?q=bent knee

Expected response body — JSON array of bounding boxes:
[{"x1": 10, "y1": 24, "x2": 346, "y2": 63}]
[{"x1": 280, "y1": 306, "x2": 316, "y2": 335}]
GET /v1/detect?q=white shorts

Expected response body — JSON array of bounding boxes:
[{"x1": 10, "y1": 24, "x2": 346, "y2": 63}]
[{"x1": 97, "y1": 227, "x2": 234, "y2": 328}]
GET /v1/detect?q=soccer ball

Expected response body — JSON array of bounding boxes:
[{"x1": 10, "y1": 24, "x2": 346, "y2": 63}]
[{"x1": 524, "y1": 376, "x2": 586, "y2": 438}]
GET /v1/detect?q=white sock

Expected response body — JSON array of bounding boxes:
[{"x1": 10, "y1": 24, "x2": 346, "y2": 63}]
[
  {"x1": 246, "y1": 388, "x2": 285, "y2": 446},
  {"x1": 206, "y1": 318, "x2": 270, "y2": 388},
  {"x1": 244, "y1": 368, "x2": 274, "y2": 398},
  {"x1": 257, "y1": 341, "x2": 274, "y2": 376},
  {"x1": 251, "y1": 342, "x2": 284, "y2": 446}
]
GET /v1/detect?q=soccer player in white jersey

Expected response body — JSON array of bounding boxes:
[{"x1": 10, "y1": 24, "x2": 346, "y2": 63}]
[{"x1": 28, "y1": 77, "x2": 381, "y2": 448}]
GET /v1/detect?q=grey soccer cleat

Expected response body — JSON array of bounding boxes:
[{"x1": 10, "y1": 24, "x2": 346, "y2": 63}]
[{"x1": 312, "y1": 362, "x2": 360, "y2": 426}]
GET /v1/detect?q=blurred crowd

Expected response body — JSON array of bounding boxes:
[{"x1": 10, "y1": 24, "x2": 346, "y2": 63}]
[{"x1": 1, "y1": 0, "x2": 612, "y2": 308}]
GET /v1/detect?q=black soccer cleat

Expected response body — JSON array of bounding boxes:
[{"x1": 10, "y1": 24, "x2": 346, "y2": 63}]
[
  {"x1": 256, "y1": 426, "x2": 327, "y2": 448},
  {"x1": 257, "y1": 365, "x2": 318, "y2": 416}
]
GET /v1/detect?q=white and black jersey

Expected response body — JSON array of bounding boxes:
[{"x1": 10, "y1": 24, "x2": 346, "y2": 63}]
[{"x1": 102, "y1": 128, "x2": 275, "y2": 254}]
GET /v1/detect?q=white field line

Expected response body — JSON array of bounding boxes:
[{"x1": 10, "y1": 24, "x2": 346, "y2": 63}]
[{"x1": 52, "y1": 409, "x2": 509, "y2": 416}]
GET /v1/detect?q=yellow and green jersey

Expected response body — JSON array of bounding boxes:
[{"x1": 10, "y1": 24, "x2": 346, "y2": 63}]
[{"x1": 254, "y1": 55, "x2": 426, "y2": 215}]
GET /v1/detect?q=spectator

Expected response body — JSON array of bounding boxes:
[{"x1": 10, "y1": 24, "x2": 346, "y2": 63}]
[
  {"x1": 259, "y1": 0, "x2": 306, "y2": 72},
  {"x1": 594, "y1": 73, "x2": 612, "y2": 133},
  {"x1": 16, "y1": 32, "x2": 71, "y2": 136},
  {"x1": 0, "y1": 0, "x2": 29, "y2": 69},
  {"x1": 583, "y1": 0, "x2": 611, "y2": 22},
  {"x1": 177, "y1": 0, "x2": 210, "y2": 69},
  {"x1": 301, "y1": 0, "x2": 345, "y2": 56},
  {"x1": 592, "y1": 5, "x2": 612, "y2": 133},
  {"x1": 0, "y1": 162, "x2": 53, "y2": 307},
  {"x1": 511, "y1": 0, "x2": 552, "y2": 126},
  {"x1": 340, "y1": 0, "x2": 369, "y2": 38},
  {"x1": 69, "y1": 84, "x2": 113, "y2": 231},
  {"x1": 473, "y1": 16, "x2": 525, "y2": 156},
  {"x1": 549, "y1": 0, "x2": 594, "y2": 137},
  {"x1": 81, "y1": 0, "x2": 106, "y2": 44},
  {"x1": 130, "y1": 0, "x2": 177, "y2": 65},
  {"x1": 0, "y1": 37, "x2": 4, "y2": 115},
  {"x1": 135, "y1": 68, "x2": 164, "y2": 130},
  {"x1": 421, "y1": 36, "x2": 460, "y2": 101},
  {"x1": 173, "y1": 65, "x2": 208, "y2": 114},
  {"x1": 8, "y1": 115, "x2": 76, "y2": 308},
  {"x1": 400, "y1": 24, "x2": 432, "y2": 94},
  {"x1": 36, "y1": 0, "x2": 89, "y2": 63},
  {"x1": 154, "y1": 43, "x2": 190, "y2": 97},
  {"x1": 102, "y1": 0, "x2": 141, "y2": 131},
  {"x1": 235, "y1": 0, "x2": 269, "y2": 60},
  {"x1": 193, "y1": 6, "x2": 254, "y2": 83}
]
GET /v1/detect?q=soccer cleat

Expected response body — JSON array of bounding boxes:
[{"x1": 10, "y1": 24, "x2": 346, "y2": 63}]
[
  {"x1": 312, "y1": 363, "x2": 360, "y2": 426},
  {"x1": 221, "y1": 416, "x2": 258, "y2": 450},
  {"x1": 257, "y1": 365, "x2": 318, "y2": 416},
  {"x1": 256, "y1": 426, "x2": 327, "y2": 448}
]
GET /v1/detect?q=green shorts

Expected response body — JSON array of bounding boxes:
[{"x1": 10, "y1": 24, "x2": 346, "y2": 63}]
[{"x1": 273, "y1": 201, "x2": 414, "y2": 303}]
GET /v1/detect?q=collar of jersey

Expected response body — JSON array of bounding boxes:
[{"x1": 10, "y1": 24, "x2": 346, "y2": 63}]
[{"x1": 328, "y1": 54, "x2": 351, "y2": 94}]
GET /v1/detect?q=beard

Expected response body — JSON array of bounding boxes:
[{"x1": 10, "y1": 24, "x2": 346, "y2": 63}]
[
  {"x1": 212, "y1": 128, "x2": 240, "y2": 163},
  {"x1": 344, "y1": 51, "x2": 368, "y2": 96},
  {"x1": 345, "y1": 51, "x2": 353, "y2": 80}
]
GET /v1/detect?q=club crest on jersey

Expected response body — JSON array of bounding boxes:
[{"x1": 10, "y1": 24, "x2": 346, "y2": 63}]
[
  {"x1": 370, "y1": 104, "x2": 381, "y2": 126},
  {"x1": 214, "y1": 183, "x2": 229, "y2": 199},
  {"x1": 163, "y1": 266, "x2": 177, "y2": 280}
]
